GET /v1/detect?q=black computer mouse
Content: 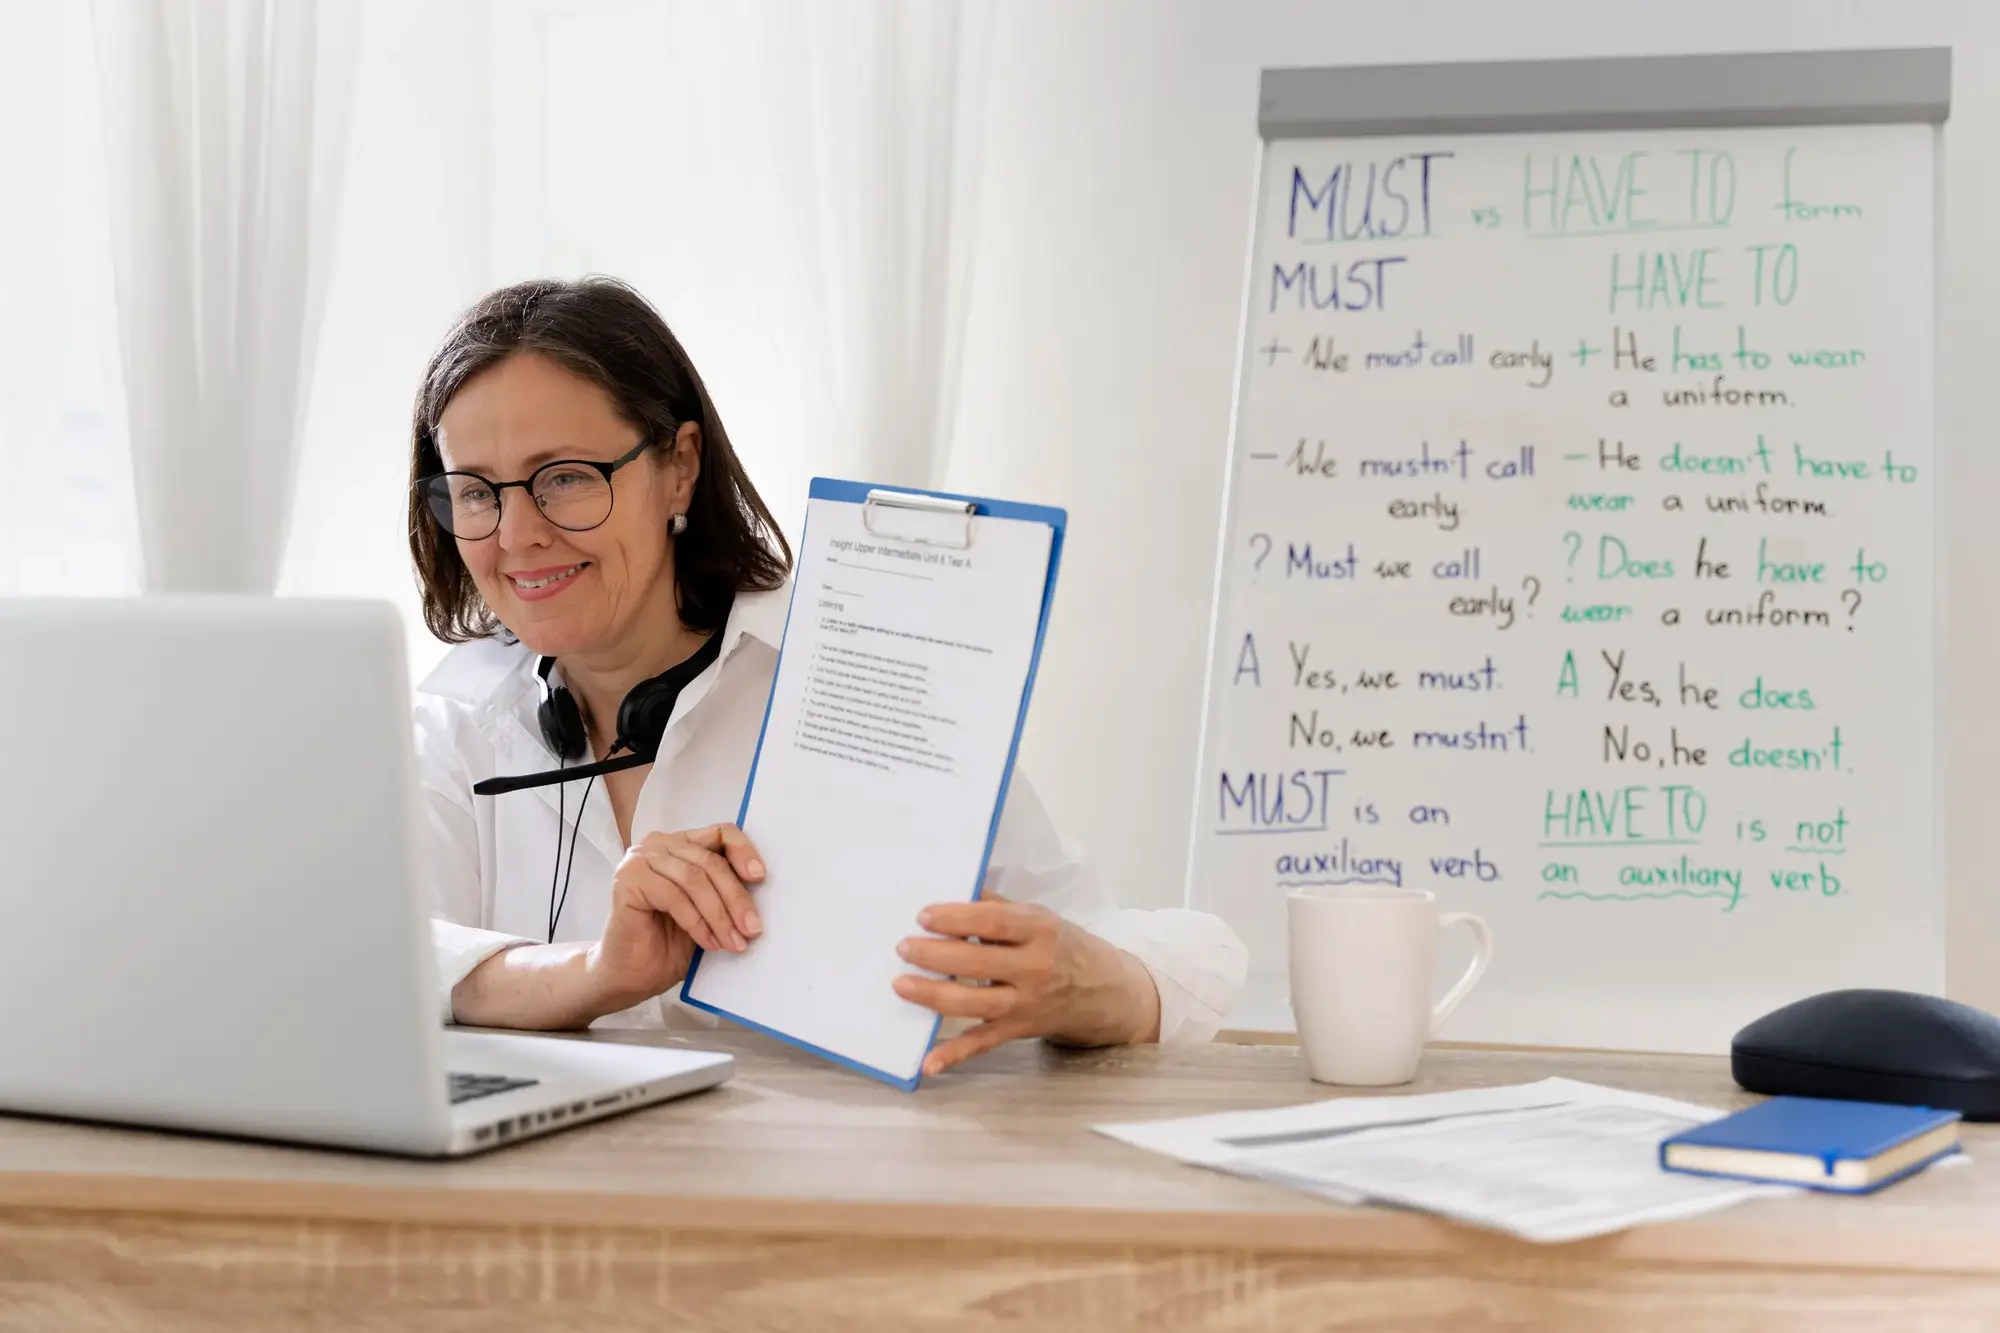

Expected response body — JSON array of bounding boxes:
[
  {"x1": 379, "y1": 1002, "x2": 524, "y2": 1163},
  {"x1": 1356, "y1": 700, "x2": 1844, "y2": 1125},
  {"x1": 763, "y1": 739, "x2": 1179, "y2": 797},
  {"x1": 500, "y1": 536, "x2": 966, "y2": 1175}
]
[{"x1": 1732, "y1": 988, "x2": 2000, "y2": 1120}]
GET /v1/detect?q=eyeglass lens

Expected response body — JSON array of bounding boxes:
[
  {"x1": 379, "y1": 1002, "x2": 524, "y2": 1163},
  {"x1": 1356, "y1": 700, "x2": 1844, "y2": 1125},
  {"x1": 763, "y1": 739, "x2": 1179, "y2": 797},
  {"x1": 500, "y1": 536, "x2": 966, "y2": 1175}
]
[{"x1": 424, "y1": 463, "x2": 614, "y2": 539}]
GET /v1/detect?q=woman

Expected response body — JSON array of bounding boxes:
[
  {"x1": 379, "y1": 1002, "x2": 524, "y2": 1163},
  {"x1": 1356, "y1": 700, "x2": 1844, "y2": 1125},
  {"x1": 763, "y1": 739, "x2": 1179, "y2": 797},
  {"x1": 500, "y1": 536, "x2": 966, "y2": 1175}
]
[{"x1": 413, "y1": 277, "x2": 1245, "y2": 1076}]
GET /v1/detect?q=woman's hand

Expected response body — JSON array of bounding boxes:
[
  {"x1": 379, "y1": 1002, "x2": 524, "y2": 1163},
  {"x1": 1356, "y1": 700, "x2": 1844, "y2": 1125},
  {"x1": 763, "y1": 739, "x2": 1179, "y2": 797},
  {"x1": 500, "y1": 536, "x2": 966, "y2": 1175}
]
[
  {"x1": 451, "y1": 824, "x2": 764, "y2": 1031},
  {"x1": 893, "y1": 892, "x2": 1162, "y2": 1076},
  {"x1": 585, "y1": 824, "x2": 766, "y2": 1013}
]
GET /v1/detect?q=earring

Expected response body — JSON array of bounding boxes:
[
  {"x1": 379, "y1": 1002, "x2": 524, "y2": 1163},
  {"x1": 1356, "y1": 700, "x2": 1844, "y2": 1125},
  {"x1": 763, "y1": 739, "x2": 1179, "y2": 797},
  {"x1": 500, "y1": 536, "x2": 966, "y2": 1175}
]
[{"x1": 670, "y1": 513, "x2": 688, "y2": 536}]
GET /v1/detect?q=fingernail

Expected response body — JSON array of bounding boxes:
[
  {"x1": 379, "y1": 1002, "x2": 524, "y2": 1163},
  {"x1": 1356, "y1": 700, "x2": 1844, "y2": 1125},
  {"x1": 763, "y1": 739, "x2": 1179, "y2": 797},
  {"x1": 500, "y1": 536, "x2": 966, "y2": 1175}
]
[
  {"x1": 747, "y1": 859, "x2": 766, "y2": 880},
  {"x1": 917, "y1": 908, "x2": 935, "y2": 929},
  {"x1": 731, "y1": 931, "x2": 748, "y2": 952},
  {"x1": 745, "y1": 910, "x2": 763, "y2": 936},
  {"x1": 896, "y1": 939, "x2": 912, "y2": 959}
]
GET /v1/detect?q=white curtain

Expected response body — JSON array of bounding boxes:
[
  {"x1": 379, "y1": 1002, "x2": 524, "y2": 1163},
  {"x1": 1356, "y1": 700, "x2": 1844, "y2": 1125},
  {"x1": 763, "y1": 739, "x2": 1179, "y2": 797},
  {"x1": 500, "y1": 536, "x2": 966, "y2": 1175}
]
[
  {"x1": 494, "y1": 0, "x2": 989, "y2": 542},
  {"x1": 276, "y1": 0, "x2": 990, "y2": 680},
  {"x1": 279, "y1": 0, "x2": 499, "y2": 684},
  {"x1": 92, "y1": 0, "x2": 360, "y2": 593},
  {"x1": 0, "y1": 5, "x2": 135, "y2": 596},
  {"x1": 763, "y1": 0, "x2": 993, "y2": 490}
]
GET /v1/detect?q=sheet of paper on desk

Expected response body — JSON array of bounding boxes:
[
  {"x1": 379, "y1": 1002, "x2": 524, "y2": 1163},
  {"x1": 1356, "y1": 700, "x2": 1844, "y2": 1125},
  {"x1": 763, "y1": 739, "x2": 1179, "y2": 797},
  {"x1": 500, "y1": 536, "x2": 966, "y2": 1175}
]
[
  {"x1": 1097, "y1": 1076, "x2": 1601, "y2": 1167},
  {"x1": 1227, "y1": 1099, "x2": 1794, "y2": 1244},
  {"x1": 1096, "y1": 1077, "x2": 1791, "y2": 1242}
]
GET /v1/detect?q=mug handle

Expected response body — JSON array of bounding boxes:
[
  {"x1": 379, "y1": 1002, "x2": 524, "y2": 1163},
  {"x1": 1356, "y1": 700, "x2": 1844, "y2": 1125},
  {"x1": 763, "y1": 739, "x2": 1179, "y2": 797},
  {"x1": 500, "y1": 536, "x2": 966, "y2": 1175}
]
[{"x1": 1430, "y1": 912, "x2": 1493, "y2": 1034}]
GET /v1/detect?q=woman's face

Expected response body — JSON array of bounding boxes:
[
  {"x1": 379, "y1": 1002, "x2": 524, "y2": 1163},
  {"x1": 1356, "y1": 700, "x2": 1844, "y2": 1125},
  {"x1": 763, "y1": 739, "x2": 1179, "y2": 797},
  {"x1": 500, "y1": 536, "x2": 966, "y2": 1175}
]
[{"x1": 435, "y1": 352, "x2": 697, "y2": 658}]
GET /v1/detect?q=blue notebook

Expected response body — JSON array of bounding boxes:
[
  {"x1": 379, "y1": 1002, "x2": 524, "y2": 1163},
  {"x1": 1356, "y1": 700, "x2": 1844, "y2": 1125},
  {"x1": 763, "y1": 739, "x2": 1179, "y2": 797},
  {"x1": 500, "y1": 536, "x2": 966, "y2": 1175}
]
[{"x1": 1660, "y1": 1097, "x2": 1961, "y2": 1193}]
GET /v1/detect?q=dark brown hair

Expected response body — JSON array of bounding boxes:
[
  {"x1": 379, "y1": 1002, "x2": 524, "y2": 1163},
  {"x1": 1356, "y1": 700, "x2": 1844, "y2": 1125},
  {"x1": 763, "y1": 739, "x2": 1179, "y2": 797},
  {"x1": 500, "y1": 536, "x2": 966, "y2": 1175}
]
[{"x1": 408, "y1": 276, "x2": 791, "y2": 642}]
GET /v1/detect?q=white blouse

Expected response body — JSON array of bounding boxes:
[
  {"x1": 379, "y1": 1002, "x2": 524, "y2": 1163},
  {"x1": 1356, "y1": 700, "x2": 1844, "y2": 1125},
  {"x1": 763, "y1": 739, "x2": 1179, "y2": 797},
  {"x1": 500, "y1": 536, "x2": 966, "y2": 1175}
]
[{"x1": 419, "y1": 583, "x2": 1247, "y2": 1041}]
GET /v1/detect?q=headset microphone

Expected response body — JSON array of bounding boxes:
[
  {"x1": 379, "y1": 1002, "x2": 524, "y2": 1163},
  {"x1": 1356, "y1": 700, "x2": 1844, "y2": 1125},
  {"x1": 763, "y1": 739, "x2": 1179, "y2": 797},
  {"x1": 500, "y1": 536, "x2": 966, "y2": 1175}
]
[
  {"x1": 472, "y1": 749, "x2": 650, "y2": 796},
  {"x1": 469, "y1": 599, "x2": 732, "y2": 942}
]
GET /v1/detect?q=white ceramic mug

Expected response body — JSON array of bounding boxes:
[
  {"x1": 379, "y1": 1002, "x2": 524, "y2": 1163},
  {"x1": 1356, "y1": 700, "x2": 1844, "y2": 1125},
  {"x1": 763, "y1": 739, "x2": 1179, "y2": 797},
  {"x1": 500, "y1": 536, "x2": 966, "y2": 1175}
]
[{"x1": 1286, "y1": 886, "x2": 1493, "y2": 1086}]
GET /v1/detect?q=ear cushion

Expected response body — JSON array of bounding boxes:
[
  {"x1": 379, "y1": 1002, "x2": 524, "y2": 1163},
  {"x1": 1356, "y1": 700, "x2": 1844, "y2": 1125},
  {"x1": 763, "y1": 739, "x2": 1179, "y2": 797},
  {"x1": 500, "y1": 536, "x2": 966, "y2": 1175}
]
[
  {"x1": 614, "y1": 679, "x2": 678, "y2": 758},
  {"x1": 538, "y1": 685, "x2": 588, "y2": 761},
  {"x1": 542, "y1": 602, "x2": 733, "y2": 764},
  {"x1": 611, "y1": 616, "x2": 732, "y2": 756}
]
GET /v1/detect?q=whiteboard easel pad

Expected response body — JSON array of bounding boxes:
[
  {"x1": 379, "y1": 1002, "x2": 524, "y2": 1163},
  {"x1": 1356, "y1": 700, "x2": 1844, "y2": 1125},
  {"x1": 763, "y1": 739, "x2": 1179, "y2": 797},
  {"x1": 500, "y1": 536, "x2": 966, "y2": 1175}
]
[{"x1": 1191, "y1": 120, "x2": 1940, "y2": 1052}]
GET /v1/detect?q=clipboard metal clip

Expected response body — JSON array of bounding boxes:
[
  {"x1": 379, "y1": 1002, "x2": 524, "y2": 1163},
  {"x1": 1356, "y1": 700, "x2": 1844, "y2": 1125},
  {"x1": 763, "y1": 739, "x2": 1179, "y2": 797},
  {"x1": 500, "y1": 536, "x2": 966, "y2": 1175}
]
[{"x1": 862, "y1": 488, "x2": 976, "y2": 549}]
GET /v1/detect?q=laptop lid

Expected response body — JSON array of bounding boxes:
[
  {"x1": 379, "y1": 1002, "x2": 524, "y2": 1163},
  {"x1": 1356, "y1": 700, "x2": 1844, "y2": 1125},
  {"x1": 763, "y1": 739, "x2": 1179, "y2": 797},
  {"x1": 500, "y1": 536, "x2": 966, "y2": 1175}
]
[{"x1": 0, "y1": 597, "x2": 453, "y2": 1154}]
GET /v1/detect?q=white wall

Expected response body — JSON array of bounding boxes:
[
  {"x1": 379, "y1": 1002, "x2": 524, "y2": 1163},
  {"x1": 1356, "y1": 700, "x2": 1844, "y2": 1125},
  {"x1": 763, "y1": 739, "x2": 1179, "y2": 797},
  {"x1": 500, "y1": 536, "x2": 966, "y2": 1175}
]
[{"x1": 946, "y1": 0, "x2": 2000, "y2": 1011}]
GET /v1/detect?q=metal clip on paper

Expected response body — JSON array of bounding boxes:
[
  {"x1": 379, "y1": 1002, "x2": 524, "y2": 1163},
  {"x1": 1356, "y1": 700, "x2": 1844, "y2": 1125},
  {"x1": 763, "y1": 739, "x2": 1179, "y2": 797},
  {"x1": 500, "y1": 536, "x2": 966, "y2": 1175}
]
[{"x1": 861, "y1": 489, "x2": 977, "y2": 549}]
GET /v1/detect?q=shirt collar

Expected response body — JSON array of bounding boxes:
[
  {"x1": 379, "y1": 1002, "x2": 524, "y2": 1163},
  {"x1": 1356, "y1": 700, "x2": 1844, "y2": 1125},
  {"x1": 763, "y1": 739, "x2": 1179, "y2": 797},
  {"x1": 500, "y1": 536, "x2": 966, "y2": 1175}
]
[
  {"x1": 415, "y1": 632, "x2": 535, "y2": 710},
  {"x1": 721, "y1": 582, "x2": 792, "y2": 656},
  {"x1": 415, "y1": 579, "x2": 797, "y2": 713}
]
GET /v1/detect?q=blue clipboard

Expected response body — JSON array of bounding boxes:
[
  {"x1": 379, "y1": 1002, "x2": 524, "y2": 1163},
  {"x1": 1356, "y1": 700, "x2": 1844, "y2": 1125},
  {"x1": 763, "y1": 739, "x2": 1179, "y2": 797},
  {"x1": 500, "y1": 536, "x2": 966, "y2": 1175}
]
[{"x1": 678, "y1": 476, "x2": 1068, "y2": 1090}]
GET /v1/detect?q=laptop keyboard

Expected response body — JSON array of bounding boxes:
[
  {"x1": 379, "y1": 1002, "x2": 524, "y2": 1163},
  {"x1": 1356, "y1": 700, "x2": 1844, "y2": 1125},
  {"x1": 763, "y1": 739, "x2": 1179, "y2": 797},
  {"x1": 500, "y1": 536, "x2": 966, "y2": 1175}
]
[{"x1": 448, "y1": 1071, "x2": 540, "y2": 1105}]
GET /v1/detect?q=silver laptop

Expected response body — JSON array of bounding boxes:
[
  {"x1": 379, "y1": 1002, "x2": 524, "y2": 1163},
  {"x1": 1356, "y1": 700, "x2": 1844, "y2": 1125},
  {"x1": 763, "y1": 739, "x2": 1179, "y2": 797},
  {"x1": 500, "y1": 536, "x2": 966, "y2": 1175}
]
[{"x1": 0, "y1": 596, "x2": 732, "y2": 1156}]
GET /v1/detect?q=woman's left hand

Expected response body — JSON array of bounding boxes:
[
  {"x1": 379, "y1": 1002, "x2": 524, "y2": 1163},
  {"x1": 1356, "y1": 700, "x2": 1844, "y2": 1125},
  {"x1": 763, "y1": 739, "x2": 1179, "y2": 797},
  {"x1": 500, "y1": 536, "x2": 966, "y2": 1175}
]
[{"x1": 893, "y1": 892, "x2": 1162, "y2": 1076}]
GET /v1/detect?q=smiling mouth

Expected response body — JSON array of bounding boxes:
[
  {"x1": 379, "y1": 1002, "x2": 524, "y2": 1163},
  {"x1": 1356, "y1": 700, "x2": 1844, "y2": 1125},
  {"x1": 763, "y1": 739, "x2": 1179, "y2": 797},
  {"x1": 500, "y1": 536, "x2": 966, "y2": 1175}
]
[{"x1": 510, "y1": 563, "x2": 587, "y2": 591}]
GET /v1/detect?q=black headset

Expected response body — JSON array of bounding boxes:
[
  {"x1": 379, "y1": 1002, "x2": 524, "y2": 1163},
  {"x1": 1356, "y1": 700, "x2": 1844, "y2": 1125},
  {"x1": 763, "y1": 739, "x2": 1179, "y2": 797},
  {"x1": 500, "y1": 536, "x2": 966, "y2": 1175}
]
[
  {"x1": 470, "y1": 602, "x2": 731, "y2": 942},
  {"x1": 471, "y1": 611, "x2": 729, "y2": 798}
]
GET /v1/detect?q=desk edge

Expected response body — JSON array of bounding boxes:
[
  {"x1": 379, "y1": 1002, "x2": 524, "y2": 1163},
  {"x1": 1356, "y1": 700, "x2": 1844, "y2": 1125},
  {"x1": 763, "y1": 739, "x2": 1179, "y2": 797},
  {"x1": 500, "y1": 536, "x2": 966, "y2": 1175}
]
[{"x1": 0, "y1": 1171, "x2": 1992, "y2": 1276}]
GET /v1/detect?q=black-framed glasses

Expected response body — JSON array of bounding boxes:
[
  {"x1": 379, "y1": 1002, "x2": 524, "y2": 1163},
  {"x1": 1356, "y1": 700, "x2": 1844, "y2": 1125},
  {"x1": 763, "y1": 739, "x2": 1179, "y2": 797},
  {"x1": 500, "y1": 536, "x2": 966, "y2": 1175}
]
[{"x1": 417, "y1": 437, "x2": 653, "y2": 540}]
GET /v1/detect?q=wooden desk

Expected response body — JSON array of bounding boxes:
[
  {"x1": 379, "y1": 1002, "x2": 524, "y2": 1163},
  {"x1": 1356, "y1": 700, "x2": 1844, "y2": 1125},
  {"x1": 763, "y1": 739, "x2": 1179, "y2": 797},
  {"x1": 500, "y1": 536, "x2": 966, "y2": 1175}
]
[{"x1": 0, "y1": 1031, "x2": 1995, "y2": 1331}]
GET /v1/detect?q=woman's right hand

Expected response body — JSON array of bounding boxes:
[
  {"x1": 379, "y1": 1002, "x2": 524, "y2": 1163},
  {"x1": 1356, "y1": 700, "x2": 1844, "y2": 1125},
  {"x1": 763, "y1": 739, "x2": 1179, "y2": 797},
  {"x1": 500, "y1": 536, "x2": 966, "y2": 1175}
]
[{"x1": 584, "y1": 823, "x2": 767, "y2": 1014}]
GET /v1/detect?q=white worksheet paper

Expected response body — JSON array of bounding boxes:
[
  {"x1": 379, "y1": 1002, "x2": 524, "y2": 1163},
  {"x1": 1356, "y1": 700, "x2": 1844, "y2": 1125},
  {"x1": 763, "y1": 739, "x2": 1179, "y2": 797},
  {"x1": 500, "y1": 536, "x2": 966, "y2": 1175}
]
[
  {"x1": 1098, "y1": 1078, "x2": 1791, "y2": 1242},
  {"x1": 684, "y1": 495, "x2": 1054, "y2": 1084}
]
